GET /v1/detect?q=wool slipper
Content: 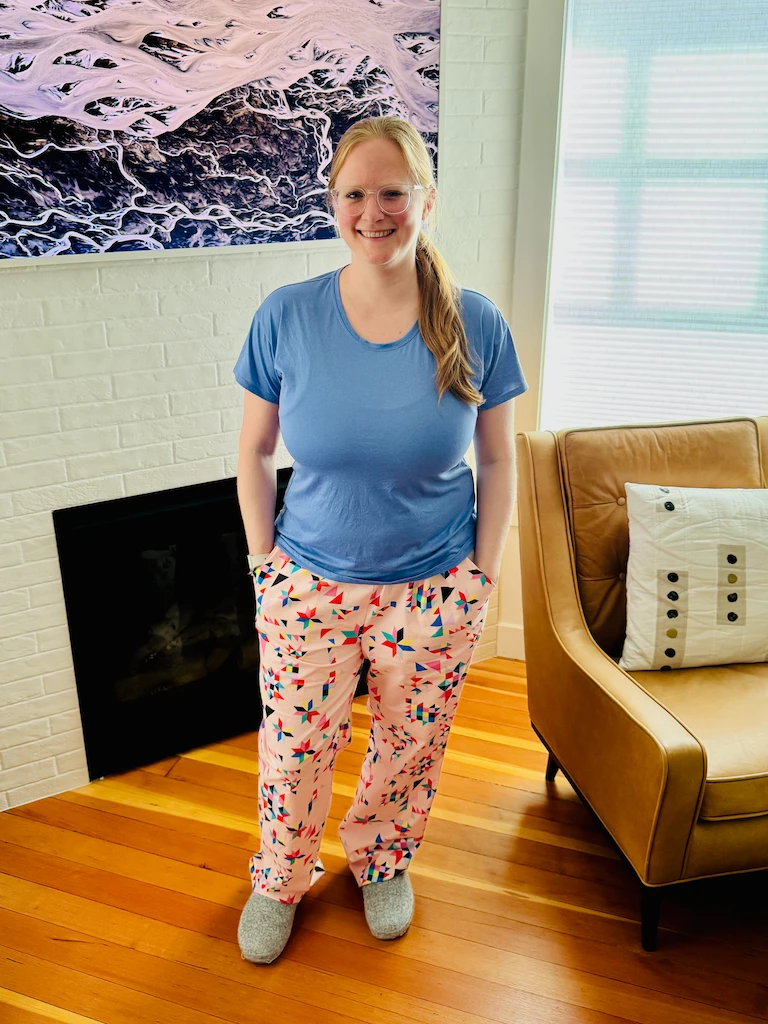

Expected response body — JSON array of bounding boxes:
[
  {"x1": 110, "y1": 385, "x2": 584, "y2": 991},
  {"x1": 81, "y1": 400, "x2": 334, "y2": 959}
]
[
  {"x1": 237, "y1": 890, "x2": 299, "y2": 964},
  {"x1": 361, "y1": 871, "x2": 415, "y2": 940}
]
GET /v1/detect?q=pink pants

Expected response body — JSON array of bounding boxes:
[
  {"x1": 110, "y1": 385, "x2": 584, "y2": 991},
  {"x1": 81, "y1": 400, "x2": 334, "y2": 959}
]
[{"x1": 249, "y1": 544, "x2": 496, "y2": 903}]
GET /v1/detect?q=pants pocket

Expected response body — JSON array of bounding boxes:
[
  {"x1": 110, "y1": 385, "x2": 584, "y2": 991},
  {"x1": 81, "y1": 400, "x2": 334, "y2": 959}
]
[{"x1": 464, "y1": 553, "x2": 497, "y2": 590}]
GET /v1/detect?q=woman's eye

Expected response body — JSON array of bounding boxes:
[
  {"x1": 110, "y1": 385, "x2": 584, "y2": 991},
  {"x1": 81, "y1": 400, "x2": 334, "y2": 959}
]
[
  {"x1": 345, "y1": 191, "x2": 364, "y2": 200},
  {"x1": 383, "y1": 189, "x2": 405, "y2": 199}
]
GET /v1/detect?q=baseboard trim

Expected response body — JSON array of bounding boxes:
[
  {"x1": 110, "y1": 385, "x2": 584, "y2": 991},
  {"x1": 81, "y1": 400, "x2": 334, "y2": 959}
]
[{"x1": 497, "y1": 622, "x2": 526, "y2": 661}]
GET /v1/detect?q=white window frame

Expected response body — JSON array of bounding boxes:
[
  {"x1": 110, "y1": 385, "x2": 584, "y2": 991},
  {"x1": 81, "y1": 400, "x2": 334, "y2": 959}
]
[{"x1": 510, "y1": 0, "x2": 568, "y2": 438}]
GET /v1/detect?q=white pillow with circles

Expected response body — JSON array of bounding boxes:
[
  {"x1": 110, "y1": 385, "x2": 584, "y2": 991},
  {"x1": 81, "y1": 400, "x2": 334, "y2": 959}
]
[{"x1": 618, "y1": 483, "x2": 768, "y2": 672}]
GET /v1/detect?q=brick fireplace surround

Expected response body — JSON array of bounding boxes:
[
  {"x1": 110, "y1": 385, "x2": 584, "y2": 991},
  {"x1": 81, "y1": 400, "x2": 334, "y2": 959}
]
[{"x1": 0, "y1": 0, "x2": 528, "y2": 811}]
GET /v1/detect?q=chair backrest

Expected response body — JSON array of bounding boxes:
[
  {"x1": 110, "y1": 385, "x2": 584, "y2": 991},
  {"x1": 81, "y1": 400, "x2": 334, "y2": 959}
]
[{"x1": 556, "y1": 416, "x2": 768, "y2": 658}]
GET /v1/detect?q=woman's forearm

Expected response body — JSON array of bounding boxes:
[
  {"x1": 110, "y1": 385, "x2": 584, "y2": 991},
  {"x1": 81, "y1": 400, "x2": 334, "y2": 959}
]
[
  {"x1": 236, "y1": 450, "x2": 277, "y2": 555},
  {"x1": 474, "y1": 457, "x2": 516, "y2": 584}
]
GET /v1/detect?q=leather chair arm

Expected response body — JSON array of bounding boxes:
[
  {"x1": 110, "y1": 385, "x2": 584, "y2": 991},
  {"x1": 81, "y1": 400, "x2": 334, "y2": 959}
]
[
  {"x1": 528, "y1": 629, "x2": 706, "y2": 884},
  {"x1": 516, "y1": 430, "x2": 706, "y2": 884}
]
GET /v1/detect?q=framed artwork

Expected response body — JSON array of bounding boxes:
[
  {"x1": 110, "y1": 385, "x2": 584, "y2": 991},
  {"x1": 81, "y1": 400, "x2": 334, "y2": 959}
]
[{"x1": 0, "y1": 0, "x2": 440, "y2": 258}]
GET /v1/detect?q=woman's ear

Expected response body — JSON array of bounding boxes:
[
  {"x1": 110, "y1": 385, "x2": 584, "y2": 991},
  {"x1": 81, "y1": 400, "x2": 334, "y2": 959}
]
[{"x1": 423, "y1": 185, "x2": 437, "y2": 221}]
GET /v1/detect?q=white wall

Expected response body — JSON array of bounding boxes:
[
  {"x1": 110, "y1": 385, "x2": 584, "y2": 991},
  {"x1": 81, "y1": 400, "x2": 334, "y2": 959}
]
[
  {"x1": 0, "y1": 0, "x2": 531, "y2": 809},
  {"x1": 499, "y1": 0, "x2": 565, "y2": 658}
]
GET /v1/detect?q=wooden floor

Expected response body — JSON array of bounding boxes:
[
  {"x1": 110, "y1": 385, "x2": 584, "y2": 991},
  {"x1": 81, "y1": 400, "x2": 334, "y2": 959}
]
[{"x1": 1, "y1": 656, "x2": 767, "y2": 1024}]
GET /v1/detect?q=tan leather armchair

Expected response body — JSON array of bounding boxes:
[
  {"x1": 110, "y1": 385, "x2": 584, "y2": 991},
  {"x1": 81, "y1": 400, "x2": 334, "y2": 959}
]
[{"x1": 515, "y1": 416, "x2": 768, "y2": 950}]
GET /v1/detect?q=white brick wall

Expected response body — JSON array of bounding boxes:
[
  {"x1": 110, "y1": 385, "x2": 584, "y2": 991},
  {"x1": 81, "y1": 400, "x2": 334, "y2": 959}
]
[{"x1": 0, "y1": 0, "x2": 527, "y2": 808}]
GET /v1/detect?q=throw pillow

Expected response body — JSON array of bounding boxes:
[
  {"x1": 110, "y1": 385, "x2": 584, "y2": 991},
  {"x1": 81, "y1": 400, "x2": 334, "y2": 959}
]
[{"x1": 619, "y1": 483, "x2": 768, "y2": 671}]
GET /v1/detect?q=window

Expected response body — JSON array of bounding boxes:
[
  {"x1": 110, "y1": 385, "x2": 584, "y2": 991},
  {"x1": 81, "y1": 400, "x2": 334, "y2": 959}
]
[{"x1": 539, "y1": 0, "x2": 768, "y2": 431}]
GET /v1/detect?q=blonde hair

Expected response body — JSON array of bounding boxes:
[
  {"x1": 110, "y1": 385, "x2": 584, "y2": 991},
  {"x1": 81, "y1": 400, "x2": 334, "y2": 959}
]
[{"x1": 328, "y1": 115, "x2": 483, "y2": 406}]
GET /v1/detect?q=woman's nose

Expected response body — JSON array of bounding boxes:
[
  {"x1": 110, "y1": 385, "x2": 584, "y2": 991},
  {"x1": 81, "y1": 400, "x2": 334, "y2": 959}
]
[{"x1": 360, "y1": 192, "x2": 384, "y2": 216}]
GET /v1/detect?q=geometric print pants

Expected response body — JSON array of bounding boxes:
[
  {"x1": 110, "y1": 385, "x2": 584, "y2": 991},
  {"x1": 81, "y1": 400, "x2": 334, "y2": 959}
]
[{"x1": 249, "y1": 545, "x2": 496, "y2": 904}]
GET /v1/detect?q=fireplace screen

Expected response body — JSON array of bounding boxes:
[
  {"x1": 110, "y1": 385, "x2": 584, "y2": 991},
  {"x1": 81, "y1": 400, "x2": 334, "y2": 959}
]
[{"x1": 53, "y1": 471, "x2": 291, "y2": 780}]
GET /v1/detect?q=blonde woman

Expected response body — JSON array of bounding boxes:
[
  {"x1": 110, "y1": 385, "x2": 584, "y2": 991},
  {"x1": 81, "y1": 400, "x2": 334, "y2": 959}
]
[{"x1": 234, "y1": 114, "x2": 527, "y2": 963}]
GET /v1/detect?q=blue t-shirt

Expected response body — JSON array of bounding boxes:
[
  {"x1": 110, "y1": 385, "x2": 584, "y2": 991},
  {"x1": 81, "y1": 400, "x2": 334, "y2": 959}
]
[{"x1": 233, "y1": 267, "x2": 528, "y2": 585}]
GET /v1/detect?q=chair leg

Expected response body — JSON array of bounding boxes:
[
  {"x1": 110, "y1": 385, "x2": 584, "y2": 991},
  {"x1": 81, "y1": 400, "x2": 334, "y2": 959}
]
[
  {"x1": 640, "y1": 884, "x2": 662, "y2": 951},
  {"x1": 545, "y1": 751, "x2": 559, "y2": 781}
]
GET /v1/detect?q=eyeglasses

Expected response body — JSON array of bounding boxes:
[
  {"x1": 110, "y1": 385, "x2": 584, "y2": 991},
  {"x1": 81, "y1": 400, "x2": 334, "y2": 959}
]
[{"x1": 328, "y1": 184, "x2": 425, "y2": 216}]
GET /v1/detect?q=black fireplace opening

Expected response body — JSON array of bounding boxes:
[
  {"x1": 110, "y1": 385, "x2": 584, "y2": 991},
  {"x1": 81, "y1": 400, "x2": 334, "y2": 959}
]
[{"x1": 53, "y1": 471, "x2": 294, "y2": 780}]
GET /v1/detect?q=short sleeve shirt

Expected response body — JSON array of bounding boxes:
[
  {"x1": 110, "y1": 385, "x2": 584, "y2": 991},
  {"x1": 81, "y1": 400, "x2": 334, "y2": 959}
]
[{"x1": 233, "y1": 267, "x2": 528, "y2": 584}]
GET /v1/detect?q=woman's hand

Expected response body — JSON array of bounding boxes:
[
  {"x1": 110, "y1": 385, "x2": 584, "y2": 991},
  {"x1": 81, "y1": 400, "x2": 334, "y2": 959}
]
[{"x1": 469, "y1": 550, "x2": 499, "y2": 586}]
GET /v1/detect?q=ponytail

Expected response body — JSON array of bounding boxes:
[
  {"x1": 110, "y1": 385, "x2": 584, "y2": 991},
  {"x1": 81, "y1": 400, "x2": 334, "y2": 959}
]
[{"x1": 415, "y1": 232, "x2": 483, "y2": 405}]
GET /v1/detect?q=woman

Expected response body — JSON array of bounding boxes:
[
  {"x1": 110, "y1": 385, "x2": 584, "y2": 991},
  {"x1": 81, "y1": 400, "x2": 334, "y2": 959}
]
[{"x1": 233, "y1": 114, "x2": 527, "y2": 964}]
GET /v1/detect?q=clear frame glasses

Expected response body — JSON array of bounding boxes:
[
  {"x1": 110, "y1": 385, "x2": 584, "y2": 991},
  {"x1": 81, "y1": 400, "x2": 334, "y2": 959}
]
[{"x1": 329, "y1": 183, "x2": 425, "y2": 217}]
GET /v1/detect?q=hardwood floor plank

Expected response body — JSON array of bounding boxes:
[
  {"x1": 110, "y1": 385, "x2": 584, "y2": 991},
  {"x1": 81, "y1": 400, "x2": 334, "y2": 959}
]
[
  {"x1": 2, "y1": 798, "x2": 637, "y2": 921},
  {"x1": 475, "y1": 657, "x2": 528, "y2": 675},
  {"x1": 440, "y1": 732, "x2": 550, "y2": 772},
  {"x1": 458, "y1": 689, "x2": 530, "y2": 712},
  {"x1": 316, "y1": 872, "x2": 768, "y2": 990},
  {"x1": 1, "y1": 657, "x2": 764, "y2": 1023},
  {"x1": 468, "y1": 664, "x2": 527, "y2": 687},
  {"x1": 428, "y1": 790, "x2": 611, "y2": 848},
  {"x1": 164, "y1": 755, "x2": 595, "y2": 830},
  {"x1": 0, "y1": 907, "x2": 428, "y2": 1024},
  {"x1": 90, "y1": 769, "x2": 261, "y2": 825},
  {"x1": 187, "y1": 733, "x2": 582, "y2": 798},
  {"x1": 60, "y1": 767, "x2": 597, "y2": 872},
  {"x1": 0, "y1": 815, "x2": 242, "y2": 907},
  {"x1": 54, "y1": 768, "x2": 598, "y2": 867},
  {"x1": 3, "y1": 798, "x2": 750, "y2": 960},
  {"x1": 3, "y1": 840, "x2": 765, "y2": 992},
  {"x1": 418, "y1": 815, "x2": 628, "y2": 888},
  {"x1": 290, "y1": 932, "x2": 639, "y2": 1024},
  {"x1": 0, "y1": 844, "x2": 241, "y2": 939},
  {"x1": 4, "y1": 810, "x2": 763, "y2": 960},
  {"x1": 1, "y1": 945, "x2": 233, "y2": 1024},
  {"x1": 0, "y1": 989, "x2": 106, "y2": 1024},
  {"x1": 8, "y1": 797, "x2": 247, "y2": 876},
  {"x1": 465, "y1": 682, "x2": 528, "y2": 701},
  {"x1": 0, "y1": 935, "x2": 361, "y2": 1024},
  {"x1": 290, "y1": 901, "x2": 768, "y2": 1024},
  {"x1": 0, "y1": 883, "x2": 642, "y2": 1024},
  {"x1": 56, "y1": 786, "x2": 253, "y2": 847},
  {"x1": 0, "y1": 872, "x2": 632, "y2": 1024}
]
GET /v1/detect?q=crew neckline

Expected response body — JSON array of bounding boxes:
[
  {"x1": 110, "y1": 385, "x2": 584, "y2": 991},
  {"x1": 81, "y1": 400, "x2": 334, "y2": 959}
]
[{"x1": 332, "y1": 266, "x2": 420, "y2": 351}]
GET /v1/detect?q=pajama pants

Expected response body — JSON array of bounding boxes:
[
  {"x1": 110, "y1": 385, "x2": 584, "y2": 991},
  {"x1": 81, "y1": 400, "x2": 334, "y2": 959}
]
[{"x1": 249, "y1": 544, "x2": 497, "y2": 904}]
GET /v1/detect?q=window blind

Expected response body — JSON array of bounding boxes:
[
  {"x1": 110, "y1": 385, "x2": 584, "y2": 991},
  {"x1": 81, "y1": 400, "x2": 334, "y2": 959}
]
[{"x1": 539, "y1": 0, "x2": 768, "y2": 431}]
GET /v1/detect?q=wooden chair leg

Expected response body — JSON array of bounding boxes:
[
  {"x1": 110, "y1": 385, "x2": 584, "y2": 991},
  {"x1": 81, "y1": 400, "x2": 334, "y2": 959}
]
[
  {"x1": 545, "y1": 751, "x2": 559, "y2": 781},
  {"x1": 640, "y1": 884, "x2": 662, "y2": 951}
]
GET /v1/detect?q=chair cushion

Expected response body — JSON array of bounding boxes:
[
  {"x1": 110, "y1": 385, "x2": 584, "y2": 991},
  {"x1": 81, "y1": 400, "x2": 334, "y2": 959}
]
[
  {"x1": 630, "y1": 661, "x2": 768, "y2": 819},
  {"x1": 619, "y1": 483, "x2": 768, "y2": 670},
  {"x1": 557, "y1": 418, "x2": 764, "y2": 659}
]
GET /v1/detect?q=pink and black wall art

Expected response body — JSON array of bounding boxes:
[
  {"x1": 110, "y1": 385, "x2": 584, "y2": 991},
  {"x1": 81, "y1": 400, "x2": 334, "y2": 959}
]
[{"x1": 0, "y1": 0, "x2": 440, "y2": 258}]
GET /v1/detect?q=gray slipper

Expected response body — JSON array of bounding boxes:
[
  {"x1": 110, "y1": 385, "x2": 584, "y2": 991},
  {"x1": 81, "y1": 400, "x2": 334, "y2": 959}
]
[
  {"x1": 362, "y1": 871, "x2": 415, "y2": 939},
  {"x1": 237, "y1": 890, "x2": 299, "y2": 964}
]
